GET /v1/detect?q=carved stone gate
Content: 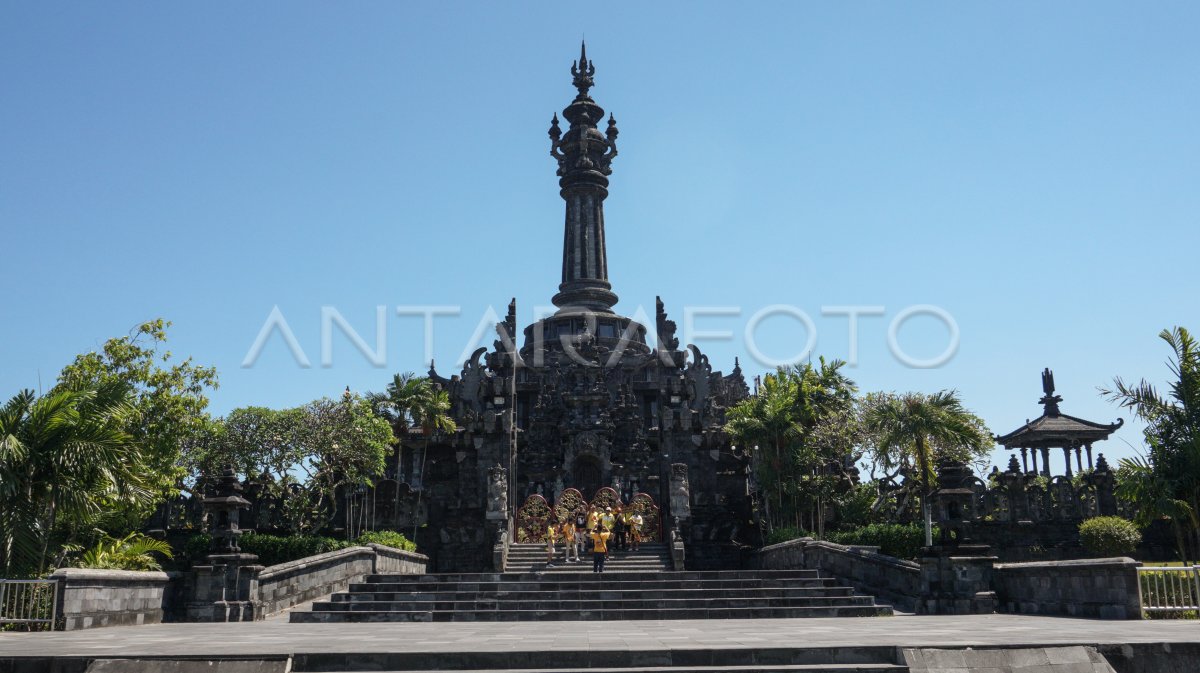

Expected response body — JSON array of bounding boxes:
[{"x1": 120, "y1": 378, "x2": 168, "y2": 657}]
[{"x1": 514, "y1": 487, "x2": 662, "y2": 543}]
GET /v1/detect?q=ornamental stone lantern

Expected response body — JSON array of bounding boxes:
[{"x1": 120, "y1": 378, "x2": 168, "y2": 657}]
[
  {"x1": 187, "y1": 466, "x2": 263, "y2": 622},
  {"x1": 919, "y1": 458, "x2": 997, "y2": 616}
]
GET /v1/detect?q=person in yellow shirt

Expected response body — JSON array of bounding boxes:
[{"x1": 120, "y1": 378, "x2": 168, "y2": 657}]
[
  {"x1": 545, "y1": 520, "x2": 558, "y2": 567},
  {"x1": 586, "y1": 507, "x2": 601, "y2": 537},
  {"x1": 600, "y1": 507, "x2": 616, "y2": 532},
  {"x1": 560, "y1": 519, "x2": 579, "y2": 563},
  {"x1": 630, "y1": 512, "x2": 644, "y2": 551},
  {"x1": 589, "y1": 526, "x2": 611, "y2": 573}
]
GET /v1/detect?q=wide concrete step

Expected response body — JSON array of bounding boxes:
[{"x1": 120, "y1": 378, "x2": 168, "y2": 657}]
[
  {"x1": 309, "y1": 662, "x2": 902, "y2": 667},
  {"x1": 364, "y1": 569, "x2": 827, "y2": 583},
  {"x1": 353, "y1": 578, "x2": 843, "y2": 593},
  {"x1": 316, "y1": 594, "x2": 880, "y2": 612},
  {"x1": 334, "y1": 586, "x2": 857, "y2": 602},
  {"x1": 290, "y1": 645, "x2": 905, "y2": 672},
  {"x1": 291, "y1": 604, "x2": 893, "y2": 622}
]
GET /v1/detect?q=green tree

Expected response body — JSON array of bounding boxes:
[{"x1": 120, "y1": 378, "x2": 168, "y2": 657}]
[
  {"x1": 725, "y1": 359, "x2": 859, "y2": 535},
  {"x1": 862, "y1": 390, "x2": 992, "y2": 546},
  {"x1": 56, "y1": 319, "x2": 218, "y2": 513},
  {"x1": 410, "y1": 385, "x2": 457, "y2": 540},
  {"x1": 0, "y1": 383, "x2": 155, "y2": 576},
  {"x1": 193, "y1": 394, "x2": 391, "y2": 536},
  {"x1": 301, "y1": 392, "x2": 393, "y2": 537},
  {"x1": 368, "y1": 372, "x2": 430, "y2": 479},
  {"x1": 1103, "y1": 326, "x2": 1200, "y2": 563}
]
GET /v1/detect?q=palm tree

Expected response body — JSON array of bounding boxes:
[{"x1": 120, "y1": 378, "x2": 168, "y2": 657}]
[
  {"x1": 863, "y1": 390, "x2": 992, "y2": 546},
  {"x1": 726, "y1": 360, "x2": 858, "y2": 535},
  {"x1": 410, "y1": 385, "x2": 457, "y2": 542},
  {"x1": 368, "y1": 373, "x2": 430, "y2": 482},
  {"x1": 1103, "y1": 327, "x2": 1200, "y2": 563},
  {"x1": 0, "y1": 382, "x2": 152, "y2": 576},
  {"x1": 726, "y1": 373, "x2": 802, "y2": 532},
  {"x1": 76, "y1": 532, "x2": 174, "y2": 571}
]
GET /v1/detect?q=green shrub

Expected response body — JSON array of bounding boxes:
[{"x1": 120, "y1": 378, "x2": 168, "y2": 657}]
[
  {"x1": 825, "y1": 523, "x2": 933, "y2": 560},
  {"x1": 1079, "y1": 516, "x2": 1141, "y2": 557},
  {"x1": 765, "y1": 526, "x2": 809, "y2": 545},
  {"x1": 355, "y1": 530, "x2": 417, "y2": 552},
  {"x1": 177, "y1": 533, "x2": 353, "y2": 568},
  {"x1": 76, "y1": 533, "x2": 174, "y2": 571}
]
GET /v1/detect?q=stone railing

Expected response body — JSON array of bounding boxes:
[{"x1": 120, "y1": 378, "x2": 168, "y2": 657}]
[
  {"x1": 49, "y1": 568, "x2": 174, "y2": 631},
  {"x1": 755, "y1": 538, "x2": 921, "y2": 611},
  {"x1": 253, "y1": 544, "x2": 427, "y2": 617},
  {"x1": 994, "y1": 556, "x2": 1143, "y2": 619}
]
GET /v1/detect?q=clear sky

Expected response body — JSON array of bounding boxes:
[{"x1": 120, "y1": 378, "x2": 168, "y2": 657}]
[{"x1": 2, "y1": 2, "x2": 1197, "y2": 473}]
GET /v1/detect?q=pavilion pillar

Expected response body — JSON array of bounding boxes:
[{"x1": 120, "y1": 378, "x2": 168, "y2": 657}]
[
  {"x1": 1062, "y1": 446, "x2": 1073, "y2": 478},
  {"x1": 1040, "y1": 447, "x2": 1051, "y2": 478},
  {"x1": 1030, "y1": 449, "x2": 1039, "y2": 475},
  {"x1": 1075, "y1": 446, "x2": 1083, "y2": 473},
  {"x1": 1020, "y1": 448, "x2": 1029, "y2": 473},
  {"x1": 1086, "y1": 443, "x2": 1094, "y2": 470}
]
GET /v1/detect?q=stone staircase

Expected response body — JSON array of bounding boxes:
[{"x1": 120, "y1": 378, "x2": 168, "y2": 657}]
[
  {"x1": 291, "y1": 568, "x2": 893, "y2": 623},
  {"x1": 504, "y1": 542, "x2": 672, "y2": 573},
  {"x1": 290, "y1": 645, "x2": 909, "y2": 672}
]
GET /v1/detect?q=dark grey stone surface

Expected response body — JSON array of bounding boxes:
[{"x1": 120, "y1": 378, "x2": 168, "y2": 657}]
[
  {"x1": 994, "y1": 557, "x2": 1143, "y2": 619},
  {"x1": 49, "y1": 568, "x2": 171, "y2": 631},
  {"x1": 756, "y1": 538, "x2": 922, "y2": 611}
]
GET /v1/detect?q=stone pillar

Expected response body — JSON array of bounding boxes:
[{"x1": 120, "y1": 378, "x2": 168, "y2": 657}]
[
  {"x1": 1062, "y1": 446, "x2": 1073, "y2": 478},
  {"x1": 917, "y1": 547, "x2": 998, "y2": 615},
  {"x1": 1075, "y1": 446, "x2": 1084, "y2": 473},
  {"x1": 920, "y1": 458, "x2": 998, "y2": 615},
  {"x1": 1088, "y1": 454, "x2": 1119, "y2": 517},
  {"x1": 1040, "y1": 447, "x2": 1051, "y2": 478},
  {"x1": 187, "y1": 467, "x2": 263, "y2": 622},
  {"x1": 1086, "y1": 443, "x2": 1094, "y2": 470},
  {"x1": 1020, "y1": 447, "x2": 1029, "y2": 473},
  {"x1": 1030, "y1": 449, "x2": 1039, "y2": 475},
  {"x1": 486, "y1": 464, "x2": 510, "y2": 572}
]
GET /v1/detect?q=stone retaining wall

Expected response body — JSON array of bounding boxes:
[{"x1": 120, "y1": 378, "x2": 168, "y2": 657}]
[
  {"x1": 994, "y1": 557, "x2": 1142, "y2": 619},
  {"x1": 253, "y1": 544, "x2": 427, "y2": 617},
  {"x1": 49, "y1": 568, "x2": 172, "y2": 631},
  {"x1": 755, "y1": 538, "x2": 921, "y2": 611}
]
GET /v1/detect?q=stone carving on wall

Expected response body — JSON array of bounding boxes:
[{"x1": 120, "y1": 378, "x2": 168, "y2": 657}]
[
  {"x1": 486, "y1": 464, "x2": 508, "y2": 521},
  {"x1": 670, "y1": 463, "x2": 691, "y2": 522}
]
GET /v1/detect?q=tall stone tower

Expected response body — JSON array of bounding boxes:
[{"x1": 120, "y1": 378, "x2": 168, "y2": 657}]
[{"x1": 383, "y1": 45, "x2": 755, "y2": 572}]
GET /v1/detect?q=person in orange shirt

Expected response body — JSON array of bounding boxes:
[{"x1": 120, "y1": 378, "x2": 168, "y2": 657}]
[{"x1": 589, "y1": 526, "x2": 611, "y2": 573}]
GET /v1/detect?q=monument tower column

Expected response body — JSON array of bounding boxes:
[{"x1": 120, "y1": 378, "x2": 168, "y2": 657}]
[{"x1": 549, "y1": 42, "x2": 620, "y2": 315}]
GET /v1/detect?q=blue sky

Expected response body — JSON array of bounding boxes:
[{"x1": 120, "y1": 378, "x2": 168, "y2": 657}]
[{"x1": 2, "y1": 2, "x2": 1197, "y2": 473}]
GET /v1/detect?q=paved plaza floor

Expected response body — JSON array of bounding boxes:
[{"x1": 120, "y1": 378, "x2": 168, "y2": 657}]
[{"x1": 1, "y1": 614, "x2": 1197, "y2": 658}]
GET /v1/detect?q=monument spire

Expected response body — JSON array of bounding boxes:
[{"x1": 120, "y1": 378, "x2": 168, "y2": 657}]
[{"x1": 549, "y1": 42, "x2": 619, "y2": 313}]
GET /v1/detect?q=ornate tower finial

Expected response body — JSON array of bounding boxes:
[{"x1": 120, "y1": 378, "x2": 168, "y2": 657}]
[
  {"x1": 548, "y1": 44, "x2": 619, "y2": 314},
  {"x1": 1038, "y1": 367, "x2": 1063, "y2": 416},
  {"x1": 571, "y1": 40, "x2": 595, "y2": 96}
]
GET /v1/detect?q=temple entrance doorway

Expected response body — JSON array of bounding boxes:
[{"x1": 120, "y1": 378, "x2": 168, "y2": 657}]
[{"x1": 572, "y1": 454, "x2": 603, "y2": 496}]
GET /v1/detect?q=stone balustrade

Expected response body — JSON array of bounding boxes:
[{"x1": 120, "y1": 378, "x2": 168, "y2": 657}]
[
  {"x1": 756, "y1": 538, "x2": 922, "y2": 611},
  {"x1": 50, "y1": 568, "x2": 173, "y2": 631},
  {"x1": 994, "y1": 557, "x2": 1143, "y2": 619}
]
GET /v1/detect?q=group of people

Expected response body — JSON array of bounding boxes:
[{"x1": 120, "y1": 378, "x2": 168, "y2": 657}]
[{"x1": 544, "y1": 505, "x2": 645, "y2": 573}]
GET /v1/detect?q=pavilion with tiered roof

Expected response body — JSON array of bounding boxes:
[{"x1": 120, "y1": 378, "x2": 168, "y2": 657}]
[{"x1": 995, "y1": 368, "x2": 1123, "y2": 477}]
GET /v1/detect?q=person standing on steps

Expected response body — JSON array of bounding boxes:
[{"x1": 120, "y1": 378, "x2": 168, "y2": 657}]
[
  {"x1": 575, "y1": 512, "x2": 587, "y2": 559},
  {"x1": 561, "y1": 518, "x2": 579, "y2": 563},
  {"x1": 589, "y1": 525, "x2": 611, "y2": 573},
  {"x1": 613, "y1": 506, "x2": 627, "y2": 553},
  {"x1": 600, "y1": 507, "x2": 616, "y2": 561},
  {"x1": 630, "y1": 511, "x2": 643, "y2": 551},
  {"x1": 545, "y1": 518, "x2": 559, "y2": 568}
]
